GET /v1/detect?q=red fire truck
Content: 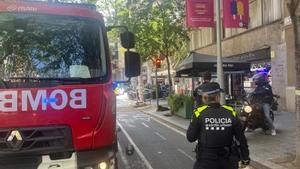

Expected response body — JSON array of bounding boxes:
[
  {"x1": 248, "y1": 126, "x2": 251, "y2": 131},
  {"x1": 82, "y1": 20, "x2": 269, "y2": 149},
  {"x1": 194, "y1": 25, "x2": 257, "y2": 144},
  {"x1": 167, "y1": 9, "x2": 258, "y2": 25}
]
[{"x1": 0, "y1": 0, "x2": 140, "y2": 168}]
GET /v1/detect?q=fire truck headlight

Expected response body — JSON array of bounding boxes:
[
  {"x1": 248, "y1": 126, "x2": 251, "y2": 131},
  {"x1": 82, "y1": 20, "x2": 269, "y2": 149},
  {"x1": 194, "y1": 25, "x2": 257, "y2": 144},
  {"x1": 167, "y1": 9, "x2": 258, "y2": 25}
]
[{"x1": 98, "y1": 162, "x2": 108, "y2": 169}]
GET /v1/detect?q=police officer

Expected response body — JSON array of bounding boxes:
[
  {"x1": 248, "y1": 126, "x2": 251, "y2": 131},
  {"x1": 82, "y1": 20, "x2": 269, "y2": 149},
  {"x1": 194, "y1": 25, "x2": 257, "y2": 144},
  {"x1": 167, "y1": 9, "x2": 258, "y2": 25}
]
[
  {"x1": 193, "y1": 71, "x2": 211, "y2": 107},
  {"x1": 187, "y1": 82, "x2": 250, "y2": 169}
]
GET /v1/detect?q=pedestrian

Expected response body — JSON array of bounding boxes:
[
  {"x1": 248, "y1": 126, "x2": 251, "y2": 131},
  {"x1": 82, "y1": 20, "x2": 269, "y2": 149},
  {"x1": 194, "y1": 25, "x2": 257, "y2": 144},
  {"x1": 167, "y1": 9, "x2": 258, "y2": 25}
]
[
  {"x1": 193, "y1": 71, "x2": 211, "y2": 107},
  {"x1": 187, "y1": 82, "x2": 250, "y2": 169}
]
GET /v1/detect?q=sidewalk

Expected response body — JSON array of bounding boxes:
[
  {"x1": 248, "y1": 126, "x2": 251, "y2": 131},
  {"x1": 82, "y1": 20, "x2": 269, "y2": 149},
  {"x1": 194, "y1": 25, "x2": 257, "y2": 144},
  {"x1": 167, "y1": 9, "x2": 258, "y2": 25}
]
[{"x1": 137, "y1": 104, "x2": 297, "y2": 169}]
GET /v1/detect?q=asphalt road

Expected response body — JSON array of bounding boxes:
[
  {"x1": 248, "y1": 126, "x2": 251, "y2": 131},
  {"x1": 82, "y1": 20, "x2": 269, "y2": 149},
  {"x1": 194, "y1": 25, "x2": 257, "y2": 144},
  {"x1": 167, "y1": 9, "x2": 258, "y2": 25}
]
[
  {"x1": 116, "y1": 95, "x2": 258, "y2": 169},
  {"x1": 116, "y1": 95, "x2": 197, "y2": 169}
]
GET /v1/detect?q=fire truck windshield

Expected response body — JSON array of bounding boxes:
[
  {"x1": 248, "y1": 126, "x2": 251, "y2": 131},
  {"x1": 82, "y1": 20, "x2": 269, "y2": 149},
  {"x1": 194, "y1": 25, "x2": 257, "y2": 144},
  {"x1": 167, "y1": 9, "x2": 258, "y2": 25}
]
[{"x1": 0, "y1": 12, "x2": 107, "y2": 84}]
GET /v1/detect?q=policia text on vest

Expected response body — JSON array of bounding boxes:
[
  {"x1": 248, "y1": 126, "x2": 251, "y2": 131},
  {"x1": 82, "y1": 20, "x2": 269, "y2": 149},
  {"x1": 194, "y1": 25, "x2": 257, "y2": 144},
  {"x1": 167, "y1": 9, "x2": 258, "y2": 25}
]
[{"x1": 186, "y1": 104, "x2": 250, "y2": 169}]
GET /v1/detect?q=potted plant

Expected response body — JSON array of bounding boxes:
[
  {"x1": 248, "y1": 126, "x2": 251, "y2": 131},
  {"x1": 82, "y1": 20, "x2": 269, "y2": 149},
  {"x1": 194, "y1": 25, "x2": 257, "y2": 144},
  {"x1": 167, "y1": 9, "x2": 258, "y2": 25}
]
[{"x1": 168, "y1": 94, "x2": 194, "y2": 119}]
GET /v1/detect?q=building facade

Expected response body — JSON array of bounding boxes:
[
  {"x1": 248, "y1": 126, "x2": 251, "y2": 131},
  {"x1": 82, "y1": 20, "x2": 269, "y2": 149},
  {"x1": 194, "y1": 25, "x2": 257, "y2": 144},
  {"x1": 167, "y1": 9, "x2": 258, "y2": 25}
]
[{"x1": 188, "y1": 0, "x2": 296, "y2": 112}]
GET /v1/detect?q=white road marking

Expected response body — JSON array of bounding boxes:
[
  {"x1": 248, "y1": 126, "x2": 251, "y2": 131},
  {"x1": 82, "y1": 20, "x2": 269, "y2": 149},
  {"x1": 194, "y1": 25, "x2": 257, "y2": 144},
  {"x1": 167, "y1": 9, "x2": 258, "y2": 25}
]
[
  {"x1": 118, "y1": 118, "x2": 136, "y2": 128},
  {"x1": 118, "y1": 114, "x2": 129, "y2": 117},
  {"x1": 177, "y1": 148, "x2": 195, "y2": 161},
  {"x1": 117, "y1": 142, "x2": 130, "y2": 169},
  {"x1": 134, "y1": 114, "x2": 151, "y2": 122},
  {"x1": 117, "y1": 121, "x2": 154, "y2": 169},
  {"x1": 154, "y1": 132, "x2": 167, "y2": 141},
  {"x1": 142, "y1": 122, "x2": 150, "y2": 128},
  {"x1": 149, "y1": 116, "x2": 186, "y2": 137}
]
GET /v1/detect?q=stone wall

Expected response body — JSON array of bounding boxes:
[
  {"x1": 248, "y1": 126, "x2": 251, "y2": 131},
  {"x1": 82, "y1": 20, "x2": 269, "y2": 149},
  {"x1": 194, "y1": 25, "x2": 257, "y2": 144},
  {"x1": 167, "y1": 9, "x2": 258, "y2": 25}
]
[{"x1": 284, "y1": 23, "x2": 296, "y2": 112}]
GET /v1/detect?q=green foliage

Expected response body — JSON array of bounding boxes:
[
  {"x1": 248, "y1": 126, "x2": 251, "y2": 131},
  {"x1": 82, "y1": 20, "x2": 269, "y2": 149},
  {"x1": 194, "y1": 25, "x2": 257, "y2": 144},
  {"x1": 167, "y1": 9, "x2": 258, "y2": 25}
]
[
  {"x1": 86, "y1": 0, "x2": 98, "y2": 4},
  {"x1": 167, "y1": 94, "x2": 193, "y2": 114},
  {"x1": 97, "y1": 0, "x2": 189, "y2": 67}
]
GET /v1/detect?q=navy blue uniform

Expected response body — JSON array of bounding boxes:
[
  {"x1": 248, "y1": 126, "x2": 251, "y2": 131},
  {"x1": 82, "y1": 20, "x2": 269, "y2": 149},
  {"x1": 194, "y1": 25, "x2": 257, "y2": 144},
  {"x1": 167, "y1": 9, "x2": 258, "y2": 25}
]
[
  {"x1": 252, "y1": 83, "x2": 273, "y2": 104},
  {"x1": 187, "y1": 103, "x2": 250, "y2": 169}
]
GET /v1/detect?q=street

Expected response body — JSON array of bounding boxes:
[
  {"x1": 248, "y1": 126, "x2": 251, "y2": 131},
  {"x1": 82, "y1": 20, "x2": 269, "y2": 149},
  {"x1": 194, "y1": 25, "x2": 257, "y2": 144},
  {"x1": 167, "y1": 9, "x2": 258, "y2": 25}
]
[
  {"x1": 116, "y1": 95, "x2": 197, "y2": 169},
  {"x1": 0, "y1": 1, "x2": 299, "y2": 169}
]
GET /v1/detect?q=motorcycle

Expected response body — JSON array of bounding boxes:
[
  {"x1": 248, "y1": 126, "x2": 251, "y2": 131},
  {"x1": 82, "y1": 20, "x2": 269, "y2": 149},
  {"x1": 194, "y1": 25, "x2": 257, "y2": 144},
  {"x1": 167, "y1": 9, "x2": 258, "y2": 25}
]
[
  {"x1": 159, "y1": 85, "x2": 170, "y2": 98},
  {"x1": 238, "y1": 94, "x2": 280, "y2": 133}
]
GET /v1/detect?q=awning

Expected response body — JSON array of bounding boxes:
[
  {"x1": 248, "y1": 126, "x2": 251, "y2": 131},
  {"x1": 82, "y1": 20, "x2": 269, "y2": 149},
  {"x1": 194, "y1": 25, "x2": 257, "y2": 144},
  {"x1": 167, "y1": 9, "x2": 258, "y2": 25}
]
[
  {"x1": 151, "y1": 70, "x2": 176, "y2": 77},
  {"x1": 176, "y1": 52, "x2": 251, "y2": 77}
]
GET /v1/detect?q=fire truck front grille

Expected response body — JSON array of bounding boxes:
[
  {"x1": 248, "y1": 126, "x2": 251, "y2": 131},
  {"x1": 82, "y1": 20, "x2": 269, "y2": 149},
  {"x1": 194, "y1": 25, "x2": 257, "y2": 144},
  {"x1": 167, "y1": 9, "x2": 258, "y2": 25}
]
[{"x1": 0, "y1": 126, "x2": 73, "y2": 156}]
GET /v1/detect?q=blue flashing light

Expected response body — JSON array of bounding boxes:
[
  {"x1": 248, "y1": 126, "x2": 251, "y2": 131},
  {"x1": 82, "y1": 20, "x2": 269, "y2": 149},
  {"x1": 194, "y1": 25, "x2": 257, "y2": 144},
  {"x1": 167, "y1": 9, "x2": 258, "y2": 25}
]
[
  {"x1": 43, "y1": 98, "x2": 57, "y2": 104},
  {"x1": 43, "y1": 98, "x2": 48, "y2": 104},
  {"x1": 255, "y1": 68, "x2": 270, "y2": 74},
  {"x1": 49, "y1": 98, "x2": 57, "y2": 103},
  {"x1": 112, "y1": 82, "x2": 118, "y2": 90}
]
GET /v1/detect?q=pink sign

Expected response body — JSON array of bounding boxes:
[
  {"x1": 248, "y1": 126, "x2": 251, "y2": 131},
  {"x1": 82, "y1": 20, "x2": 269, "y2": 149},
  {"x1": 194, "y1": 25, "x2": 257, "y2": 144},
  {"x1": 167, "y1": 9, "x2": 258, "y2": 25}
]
[
  {"x1": 186, "y1": 0, "x2": 214, "y2": 28},
  {"x1": 223, "y1": 0, "x2": 249, "y2": 28}
]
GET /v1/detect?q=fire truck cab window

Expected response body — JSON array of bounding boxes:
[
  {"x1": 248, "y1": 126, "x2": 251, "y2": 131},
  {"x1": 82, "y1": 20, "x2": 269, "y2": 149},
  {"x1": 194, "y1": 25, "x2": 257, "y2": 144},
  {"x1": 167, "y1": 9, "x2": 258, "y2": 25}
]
[{"x1": 0, "y1": 13, "x2": 107, "y2": 81}]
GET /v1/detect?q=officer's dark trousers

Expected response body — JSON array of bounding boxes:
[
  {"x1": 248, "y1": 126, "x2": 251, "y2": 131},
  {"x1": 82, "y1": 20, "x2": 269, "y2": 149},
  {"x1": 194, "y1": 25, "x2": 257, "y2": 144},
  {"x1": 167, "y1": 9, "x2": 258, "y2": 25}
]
[{"x1": 193, "y1": 152, "x2": 238, "y2": 169}]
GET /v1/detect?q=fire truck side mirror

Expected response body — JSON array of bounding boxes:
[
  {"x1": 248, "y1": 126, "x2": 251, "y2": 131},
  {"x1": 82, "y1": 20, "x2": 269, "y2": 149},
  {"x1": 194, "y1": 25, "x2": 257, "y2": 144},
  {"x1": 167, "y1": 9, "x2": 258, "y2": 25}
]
[
  {"x1": 120, "y1": 31, "x2": 135, "y2": 49},
  {"x1": 125, "y1": 51, "x2": 141, "y2": 77}
]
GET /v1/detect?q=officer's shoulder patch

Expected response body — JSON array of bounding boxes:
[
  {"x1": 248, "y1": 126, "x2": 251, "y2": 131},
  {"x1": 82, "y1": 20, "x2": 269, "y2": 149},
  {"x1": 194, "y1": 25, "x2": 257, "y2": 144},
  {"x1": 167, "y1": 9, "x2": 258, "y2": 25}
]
[
  {"x1": 222, "y1": 105, "x2": 237, "y2": 117},
  {"x1": 194, "y1": 105, "x2": 209, "y2": 118}
]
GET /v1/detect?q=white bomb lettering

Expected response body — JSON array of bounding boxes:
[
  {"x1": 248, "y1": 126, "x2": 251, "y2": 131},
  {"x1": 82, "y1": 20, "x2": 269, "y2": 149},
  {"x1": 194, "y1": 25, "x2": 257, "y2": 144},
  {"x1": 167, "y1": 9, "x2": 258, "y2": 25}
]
[{"x1": 0, "y1": 89, "x2": 87, "y2": 112}]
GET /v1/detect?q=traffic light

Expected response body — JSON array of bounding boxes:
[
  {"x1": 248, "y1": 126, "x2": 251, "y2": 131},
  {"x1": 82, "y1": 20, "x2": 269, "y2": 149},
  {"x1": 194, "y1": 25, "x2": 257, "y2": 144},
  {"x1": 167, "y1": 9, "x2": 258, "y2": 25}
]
[{"x1": 155, "y1": 58, "x2": 161, "y2": 68}]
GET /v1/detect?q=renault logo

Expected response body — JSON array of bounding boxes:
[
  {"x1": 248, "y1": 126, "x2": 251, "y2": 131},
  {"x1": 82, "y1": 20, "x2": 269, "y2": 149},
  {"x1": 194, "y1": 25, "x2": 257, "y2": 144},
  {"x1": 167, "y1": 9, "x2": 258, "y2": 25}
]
[{"x1": 7, "y1": 130, "x2": 23, "y2": 150}]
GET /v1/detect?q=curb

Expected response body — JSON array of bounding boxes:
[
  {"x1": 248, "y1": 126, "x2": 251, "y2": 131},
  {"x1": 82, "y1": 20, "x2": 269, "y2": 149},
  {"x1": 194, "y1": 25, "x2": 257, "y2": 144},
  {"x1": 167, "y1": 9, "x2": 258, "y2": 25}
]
[
  {"x1": 137, "y1": 106, "x2": 285, "y2": 169},
  {"x1": 141, "y1": 110, "x2": 187, "y2": 134}
]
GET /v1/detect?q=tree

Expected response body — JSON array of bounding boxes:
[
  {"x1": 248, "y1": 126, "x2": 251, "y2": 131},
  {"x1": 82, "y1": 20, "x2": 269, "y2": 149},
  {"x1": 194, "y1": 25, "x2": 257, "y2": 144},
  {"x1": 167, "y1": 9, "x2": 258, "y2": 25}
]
[
  {"x1": 150, "y1": 0, "x2": 188, "y2": 95},
  {"x1": 96, "y1": 0, "x2": 188, "y2": 105},
  {"x1": 287, "y1": 0, "x2": 300, "y2": 167},
  {"x1": 97, "y1": 0, "x2": 188, "y2": 86}
]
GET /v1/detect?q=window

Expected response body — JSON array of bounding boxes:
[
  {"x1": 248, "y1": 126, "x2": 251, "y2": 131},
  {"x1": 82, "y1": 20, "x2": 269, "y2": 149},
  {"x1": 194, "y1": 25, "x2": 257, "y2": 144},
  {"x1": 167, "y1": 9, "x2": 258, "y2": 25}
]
[
  {"x1": 0, "y1": 13, "x2": 107, "y2": 82},
  {"x1": 263, "y1": 0, "x2": 282, "y2": 24},
  {"x1": 249, "y1": 0, "x2": 262, "y2": 28}
]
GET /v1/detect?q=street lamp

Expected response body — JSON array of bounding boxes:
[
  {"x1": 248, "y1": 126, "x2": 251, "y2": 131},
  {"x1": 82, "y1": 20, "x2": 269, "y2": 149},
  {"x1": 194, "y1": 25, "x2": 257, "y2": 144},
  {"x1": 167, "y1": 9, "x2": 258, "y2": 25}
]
[{"x1": 216, "y1": 0, "x2": 225, "y2": 104}]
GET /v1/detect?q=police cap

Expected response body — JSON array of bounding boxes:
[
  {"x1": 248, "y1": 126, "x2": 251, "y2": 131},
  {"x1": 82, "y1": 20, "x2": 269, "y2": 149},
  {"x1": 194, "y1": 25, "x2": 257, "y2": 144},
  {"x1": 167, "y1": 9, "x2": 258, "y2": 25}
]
[{"x1": 201, "y1": 82, "x2": 224, "y2": 95}]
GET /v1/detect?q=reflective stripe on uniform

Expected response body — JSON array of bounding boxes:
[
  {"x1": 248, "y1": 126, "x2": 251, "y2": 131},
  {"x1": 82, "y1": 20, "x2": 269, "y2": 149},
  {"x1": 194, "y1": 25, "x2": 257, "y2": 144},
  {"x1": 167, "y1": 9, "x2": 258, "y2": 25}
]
[
  {"x1": 194, "y1": 106, "x2": 209, "y2": 118},
  {"x1": 222, "y1": 105, "x2": 237, "y2": 117}
]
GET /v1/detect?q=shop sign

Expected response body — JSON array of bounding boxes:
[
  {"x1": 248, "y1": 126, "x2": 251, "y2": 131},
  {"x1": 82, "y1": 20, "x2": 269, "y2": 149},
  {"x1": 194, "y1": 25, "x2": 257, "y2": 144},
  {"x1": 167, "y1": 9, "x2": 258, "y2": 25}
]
[
  {"x1": 229, "y1": 48, "x2": 271, "y2": 62},
  {"x1": 186, "y1": 0, "x2": 214, "y2": 28},
  {"x1": 213, "y1": 63, "x2": 235, "y2": 68}
]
